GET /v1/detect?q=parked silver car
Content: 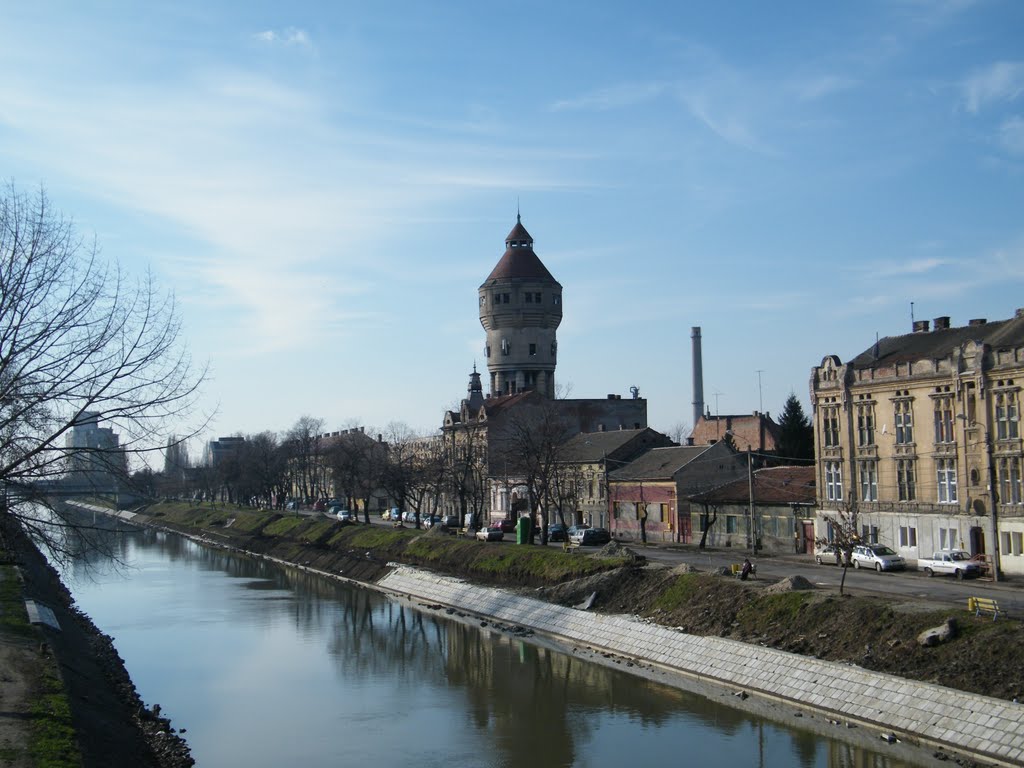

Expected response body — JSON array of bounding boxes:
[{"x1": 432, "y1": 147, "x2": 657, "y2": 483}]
[
  {"x1": 814, "y1": 545, "x2": 845, "y2": 566},
  {"x1": 851, "y1": 544, "x2": 905, "y2": 572}
]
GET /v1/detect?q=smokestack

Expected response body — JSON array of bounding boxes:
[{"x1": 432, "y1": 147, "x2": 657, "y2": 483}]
[{"x1": 691, "y1": 326, "x2": 704, "y2": 428}]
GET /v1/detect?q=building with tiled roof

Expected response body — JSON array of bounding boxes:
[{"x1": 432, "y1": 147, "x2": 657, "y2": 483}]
[
  {"x1": 689, "y1": 465, "x2": 816, "y2": 554},
  {"x1": 478, "y1": 215, "x2": 562, "y2": 398},
  {"x1": 689, "y1": 410, "x2": 781, "y2": 454},
  {"x1": 555, "y1": 428, "x2": 675, "y2": 527},
  {"x1": 607, "y1": 442, "x2": 746, "y2": 544},
  {"x1": 810, "y1": 308, "x2": 1024, "y2": 577}
]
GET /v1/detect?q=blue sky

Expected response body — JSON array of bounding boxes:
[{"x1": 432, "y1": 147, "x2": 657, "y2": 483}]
[{"x1": 3, "y1": 1, "x2": 1023, "y2": 446}]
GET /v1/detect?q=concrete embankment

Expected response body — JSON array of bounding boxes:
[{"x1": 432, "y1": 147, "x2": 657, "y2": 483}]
[{"x1": 377, "y1": 565, "x2": 1024, "y2": 768}]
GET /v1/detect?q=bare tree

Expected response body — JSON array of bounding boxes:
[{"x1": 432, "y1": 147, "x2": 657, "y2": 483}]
[
  {"x1": 379, "y1": 422, "x2": 422, "y2": 525},
  {"x1": 0, "y1": 183, "x2": 207, "y2": 563},
  {"x1": 500, "y1": 400, "x2": 573, "y2": 544},
  {"x1": 663, "y1": 421, "x2": 691, "y2": 446},
  {"x1": 816, "y1": 500, "x2": 859, "y2": 595},
  {"x1": 283, "y1": 416, "x2": 325, "y2": 502}
]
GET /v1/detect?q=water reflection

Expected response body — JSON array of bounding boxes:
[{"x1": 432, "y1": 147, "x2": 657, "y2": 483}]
[{"x1": 58, "y1": 528, "x2": 921, "y2": 768}]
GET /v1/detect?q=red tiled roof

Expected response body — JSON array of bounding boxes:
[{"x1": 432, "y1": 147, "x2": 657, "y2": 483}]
[{"x1": 689, "y1": 465, "x2": 815, "y2": 505}]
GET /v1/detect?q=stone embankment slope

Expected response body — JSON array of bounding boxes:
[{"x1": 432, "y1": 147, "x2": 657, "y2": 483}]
[{"x1": 379, "y1": 565, "x2": 1024, "y2": 768}]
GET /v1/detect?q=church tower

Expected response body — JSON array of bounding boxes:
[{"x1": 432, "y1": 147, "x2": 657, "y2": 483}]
[{"x1": 478, "y1": 215, "x2": 562, "y2": 397}]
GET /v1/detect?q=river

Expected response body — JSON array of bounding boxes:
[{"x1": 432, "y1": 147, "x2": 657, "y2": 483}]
[{"x1": 57, "y1": 527, "x2": 921, "y2": 768}]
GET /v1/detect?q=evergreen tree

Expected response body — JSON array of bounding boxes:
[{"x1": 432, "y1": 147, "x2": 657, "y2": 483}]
[{"x1": 777, "y1": 393, "x2": 814, "y2": 462}]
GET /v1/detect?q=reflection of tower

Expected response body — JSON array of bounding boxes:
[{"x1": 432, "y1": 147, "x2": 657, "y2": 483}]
[{"x1": 478, "y1": 215, "x2": 563, "y2": 397}]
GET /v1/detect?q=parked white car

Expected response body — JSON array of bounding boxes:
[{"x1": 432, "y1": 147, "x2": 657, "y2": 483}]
[
  {"x1": 851, "y1": 544, "x2": 905, "y2": 572},
  {"x1": 918, "y1": 550, "x2": 982, "y2": 579}
]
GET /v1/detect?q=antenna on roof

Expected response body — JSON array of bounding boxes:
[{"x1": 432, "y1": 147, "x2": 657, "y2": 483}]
[
  {"x1": 517, "y1": 197, "x2": 521, "y2": 223},
  {"x1": 910, "y1": 301, "x2": 915, "y2": 325}
]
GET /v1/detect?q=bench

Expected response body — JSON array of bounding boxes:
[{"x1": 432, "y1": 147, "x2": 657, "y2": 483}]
[
  {"x1": 968, "y1": 596, "x2": 1001, "y2": 620},
  {"x1": 730, "y1": 563, "x2": 757, "y2": 579}
]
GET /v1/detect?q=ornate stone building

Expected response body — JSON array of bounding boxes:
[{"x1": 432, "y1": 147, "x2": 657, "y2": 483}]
[
  {"x1": 478, "y1": 214, "x2": 562, "y2": 398},
  {"x1": 810, "y1": 309, "x2": 1024, "y2": 577}
]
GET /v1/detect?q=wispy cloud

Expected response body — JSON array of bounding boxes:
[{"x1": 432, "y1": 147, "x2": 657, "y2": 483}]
[
  {"x1": 998, "y1": 116, "x2": 1024, "y2": 155},
  {"x1": 550, "y1": 82, "x2": 666, "y2": 112},
  {"x1": 961, "y1": 60, "x2": 1024, "y2": 113},
  {"x1": 875, "y1": 257, "x2": 949, "y2": 277},
  {"x1": 791, "y1": 75, "x2": 859, "y2": 102},
  {"x1": 253, "y1": 27, "x2": 312, "y2": 49}
]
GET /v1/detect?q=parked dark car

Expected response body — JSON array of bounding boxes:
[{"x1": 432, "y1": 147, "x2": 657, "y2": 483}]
[
  {"x1": 547, "y1": 523, "x2": 567, "y2": 542},
  {"x1": 577, "y1": 527, "x2": 610, "y2": 546},
  {"x1": 497, "y1": 518, "x2": 518, "y2": 534},
  {"x1": 442, "y1": 515, "x2": 461, "y2": 529}
]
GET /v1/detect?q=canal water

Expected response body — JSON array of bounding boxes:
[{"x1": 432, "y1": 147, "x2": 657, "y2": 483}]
[{"x1": 58, "y1": 528, "x2": 920, "y2": 768}]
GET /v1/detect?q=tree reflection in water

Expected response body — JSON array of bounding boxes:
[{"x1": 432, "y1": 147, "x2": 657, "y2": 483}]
[{"x1": 56, "y1": 527, "x2": 919, "y2": 768}]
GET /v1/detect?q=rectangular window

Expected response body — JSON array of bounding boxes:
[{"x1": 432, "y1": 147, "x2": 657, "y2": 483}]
[
  {"x1": 856, "y1": 404, "x2": 875, "y2": 446},
  {"x1": 1001, "y1": 532, "x2": 1012, "y2": 555},
  {"x1": 534, "y1": 292, "x2": 541, "y2": 303},
  {"x1": 529, "y1": 343, "x2": 537, "y2": 356},
  {"x1": 524, "y1": 292, "x2": 533, "y2": 303},
  {"x1": 996, "y1": 392, "x2": 1020, "y2": 440},
  {"x1": 823, "y1": 406, "x2": 840, "y2": 447},
  {"x1": 898, "y1": 526, "x2": 917, "y2": 548},
  {"x1": 999, "y1": 457, "x2": 1023, "y2": 504},
  {"x1": 861, "y1": 525, "x2": 879, "y2": 544},
  {"x1": 940, "y1": 528, "x2": 959, "y2": 550},
  {"x1": 936, "y1": 458, "x2": 958, "y2": 504},
  {"x1": 726, "y1": 516, "x2": 737, "y2": 534},
  {"x1": 933, "y1": 395, "x2": 955, "y2": 443},
  {"x1": 1014, "y1": 531, "x2": 1024, "y2": 555},
  {"x1": 825, "y1": 461, "x2": 843, "y2": 501},
  {"x1": 503, "y1": 293, "x2": 510, "y2": 304},
  {"x1": 894, "y1": 400, "x2": 914, "y2": 445},
  {"x1": 859, "y1": 460, "x2": 878, "y2": 501},
  {"x1": 896, "y1": 459, "x2": 916, "y2": 501}
]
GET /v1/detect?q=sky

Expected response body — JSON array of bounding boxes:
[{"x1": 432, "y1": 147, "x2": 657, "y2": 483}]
[{"x1": 2, "y1": 0, "x2": 1023, "y2": 448}]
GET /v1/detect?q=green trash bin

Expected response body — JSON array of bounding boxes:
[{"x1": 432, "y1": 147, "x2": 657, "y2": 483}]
[{"x1": 516, "y1": 516, "x2": 530, "y2": 544}]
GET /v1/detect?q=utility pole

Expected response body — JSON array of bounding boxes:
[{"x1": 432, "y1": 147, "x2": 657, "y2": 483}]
[{"x1": 748, "y1": 451, "x2": 756, "y2": 555}]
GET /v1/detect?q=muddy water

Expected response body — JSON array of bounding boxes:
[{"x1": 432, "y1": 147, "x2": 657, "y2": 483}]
[{"x1": 59, "y1": 528, "x2": 922, "y2": 768}]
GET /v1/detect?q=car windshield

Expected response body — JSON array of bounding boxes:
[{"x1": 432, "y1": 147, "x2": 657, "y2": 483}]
[
  {"x1": 949, "y1": 551, "x2": 968, "y2": 560},
  {"x1": 872, "y1": 546, "x2": 896, "y2": 555}
]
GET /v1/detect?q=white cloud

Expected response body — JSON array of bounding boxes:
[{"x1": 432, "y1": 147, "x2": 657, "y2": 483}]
[
  {"x1": 962, "y1": 61, "x2": 1024, "y2": 113},
  {"x1": 998, "y1": 116, "x2": 1024, "y2": 155},
  {"x1": 550, "y1": 82, "x2": 666, "y2": 112},
  {"x1": 875, "y1": 257, "x2": 949, "y2": 277},
  {"x1": 791, "y1": 75, "x2": 858, "y2": 102},
  {"x1": 253, "y1": 27, "x2": 312, "y2": 48}
]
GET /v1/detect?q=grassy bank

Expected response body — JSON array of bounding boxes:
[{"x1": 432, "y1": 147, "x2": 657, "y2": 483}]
[
  {"x1": 0, "y1": 562, "x2": 82, "y2": 768},
  {"x1": 140, "y1": 501, "x2": 627, "y2": 587}
]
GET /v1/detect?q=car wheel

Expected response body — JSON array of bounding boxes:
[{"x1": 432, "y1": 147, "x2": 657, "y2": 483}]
[
  {"x1": 875, "y1": 562, "x2": 883, "y2": 572},
  {"x1": 815, "y1": 556, "x2": 823, "y2": 565},
  {"x1": 925, "y1": 568, "x2": 934, "y2": 577},
  {"x1": 956, "y1": 569, "x2": 965, "y2": 581},
  {"x1": 854, "y1": 560, "x2": 861, "y2": 569}
]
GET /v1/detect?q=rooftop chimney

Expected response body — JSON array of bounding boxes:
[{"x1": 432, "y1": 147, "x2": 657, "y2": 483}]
[
  {"x1": 913, "y1": 320, "x2": 930, "y2": 333},
  {"x1": 968, "y1": 318, "x2": 987, "y2": 326},
  {"x1": 933, "y1": 316, "x2": 951, "y2": 330}
]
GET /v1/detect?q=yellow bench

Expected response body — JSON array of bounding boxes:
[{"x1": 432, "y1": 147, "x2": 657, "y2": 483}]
[
  {"x1": 968, "y1": 596, "x2": 1001, "y2": 620},
  {"x1": 730, "y1": 562, "x2": 757, "y2": 578}
]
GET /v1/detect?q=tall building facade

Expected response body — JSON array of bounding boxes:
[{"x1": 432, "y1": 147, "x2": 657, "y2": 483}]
[
  {"x1": 478, "y1": 215, "x2": 562, "y2": 398},
  {"x1": 810, "y1": 309, "x2": 1024, "y2": 577},
  {"x1": 64, "y1": 412, "x2": 127, "y2": 488}
]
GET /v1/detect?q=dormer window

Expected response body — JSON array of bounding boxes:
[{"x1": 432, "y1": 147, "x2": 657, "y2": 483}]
[{"x1": 501, "y1": 338, "x2": 510, "y2": 355}]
